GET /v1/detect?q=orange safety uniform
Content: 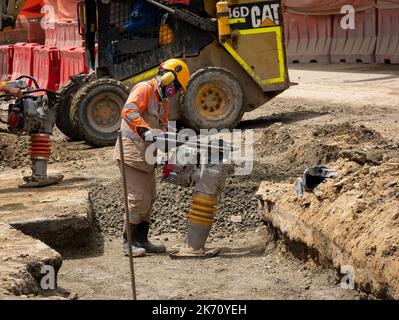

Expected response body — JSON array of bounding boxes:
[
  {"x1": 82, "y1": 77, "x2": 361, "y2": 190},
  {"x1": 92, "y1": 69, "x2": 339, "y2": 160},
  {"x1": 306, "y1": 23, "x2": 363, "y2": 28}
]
[
  {"x1": 113, "y1": 78, "x2": 169, "y2": 224},
  {"x1": 122, "y1": 78, "x2": 169, "y2": 138}
]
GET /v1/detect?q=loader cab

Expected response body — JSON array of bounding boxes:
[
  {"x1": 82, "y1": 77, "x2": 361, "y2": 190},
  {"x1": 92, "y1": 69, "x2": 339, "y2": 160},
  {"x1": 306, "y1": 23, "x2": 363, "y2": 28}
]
[
  {"x1": 102, "y1": 0, "x2": 164, "y2": 65},
  {"x1": 81, "y1": 0, "x2": 213, "y2": 80}
]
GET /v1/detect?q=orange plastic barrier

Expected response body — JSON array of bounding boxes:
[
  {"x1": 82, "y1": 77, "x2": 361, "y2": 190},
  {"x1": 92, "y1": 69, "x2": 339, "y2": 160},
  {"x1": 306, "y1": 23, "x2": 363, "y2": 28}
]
[
  {"x1": 21, "y1": 0, "x2": 44, "y2": 12},
  {"x1": 42, "y1": 0, "x2": 58, "y2": 46},
  {"x1": 376, "y1": 8, "x2": 399, "y2": 64},
  {"x1": 44, "y1": 21, "x2": 84, "y2": 49},
  {"x1": 59, "y1": 47, "x2": 87, "y2": 86},
  {"x1": 33, "y1": 46, "x2": 61, "y2": 91},
  {"x1": 57, "y1": 0, "x2": 78, "y2": 21},
  {"x1": 0, "y1": 45, "x2": 14, "y2": 81},
  {"x1": 44, "y1": 21, "x2": 58, "y2": 47},
  {"x1": 18, "y1": 0, "x2": 45, "y2": 43},
  {"x1": 11, "y1": 43, "x2": 40, "y2": 86},
  {"x1": 56, "y1": 21, "x2": 84, "y2": 49},
  {"x1": 284, "y1": 13, "x2": 332, "y2": 63},
  {"x1": 43, "y1": 0, "x2": 58, "y2": 19},
  {"x1": 330, "y1": 8, "x2": 377, "y2": 63},
  {"x1": 283, "y1": 0, "x2": 375, "y2": 15}
]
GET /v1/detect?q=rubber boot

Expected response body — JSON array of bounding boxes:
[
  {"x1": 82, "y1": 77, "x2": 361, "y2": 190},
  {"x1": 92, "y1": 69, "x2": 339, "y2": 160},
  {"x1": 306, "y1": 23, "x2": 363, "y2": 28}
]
[
  {"x1": 133, "y1": 221, "x2": 166, "y2": 253},
  {"x1": 122, "y1": 228, "x2": 146, "y2": 257}
]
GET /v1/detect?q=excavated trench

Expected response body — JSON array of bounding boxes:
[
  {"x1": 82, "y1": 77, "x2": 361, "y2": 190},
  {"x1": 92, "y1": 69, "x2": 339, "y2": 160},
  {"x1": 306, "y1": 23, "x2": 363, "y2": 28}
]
[{"x1": 263, "y1": 219, "x2": 396, "y2": 299}]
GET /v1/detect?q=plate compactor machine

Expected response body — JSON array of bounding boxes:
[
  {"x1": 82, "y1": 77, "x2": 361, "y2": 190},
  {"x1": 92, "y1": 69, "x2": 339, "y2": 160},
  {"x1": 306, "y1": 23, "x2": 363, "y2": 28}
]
[
  {"x1": 55, "y1": 0, "x2": 290, "y2": 147},
  {"x1": 1, "y1": 77, "x2": 63, "y2": 188}
]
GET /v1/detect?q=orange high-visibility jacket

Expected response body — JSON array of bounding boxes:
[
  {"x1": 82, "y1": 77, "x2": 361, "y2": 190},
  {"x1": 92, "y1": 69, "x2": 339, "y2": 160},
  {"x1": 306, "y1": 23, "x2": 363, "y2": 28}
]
[{"x1": 120, "y1": 78, "x2": 169, "y2": 141}]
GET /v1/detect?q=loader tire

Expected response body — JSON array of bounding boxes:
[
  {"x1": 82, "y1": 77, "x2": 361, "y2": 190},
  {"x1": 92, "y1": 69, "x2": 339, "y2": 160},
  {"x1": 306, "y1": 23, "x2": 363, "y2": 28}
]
[
  {"x1": 70, "y1": 78, "x2": 129, "y2": 147},
  {"x1": 180, "y1": 67, "x2": 244, "y2": 131},
  {"x1": 55, "y1": 80, "x2": 82, "y2": 140}
]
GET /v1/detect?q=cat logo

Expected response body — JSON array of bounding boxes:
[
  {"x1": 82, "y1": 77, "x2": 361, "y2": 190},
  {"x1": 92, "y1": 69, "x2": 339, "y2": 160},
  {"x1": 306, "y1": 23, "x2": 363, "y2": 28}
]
[{"x1": 228, "y1": 1, "x2": 281, "y2": 29}]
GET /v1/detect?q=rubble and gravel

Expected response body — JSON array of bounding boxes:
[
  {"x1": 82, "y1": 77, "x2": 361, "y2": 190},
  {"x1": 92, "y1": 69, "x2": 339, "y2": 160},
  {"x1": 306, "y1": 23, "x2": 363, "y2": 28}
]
[
  {"x1": 89, "y1": 172, "x2": 263, "y2": 238},
  {"x1": 256, "y1": 122, "x2": 399, "y2": 174}
]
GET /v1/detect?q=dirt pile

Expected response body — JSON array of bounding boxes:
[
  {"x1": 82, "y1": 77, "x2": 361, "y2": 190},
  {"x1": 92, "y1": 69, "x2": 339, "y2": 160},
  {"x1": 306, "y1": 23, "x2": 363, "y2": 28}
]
[
  {"x1": 256, "y1": 122, "x2": 398, "y2": 170},
  {"x1": 89, "y1": 171, "x2": 262, "y2": 238},
  {"x1": 258, "y1": 157, "x2": 399, "y2": 299},
  {"x1": 0, "y1": 132, "x2": 95, "y2": 169},
  {"x1": 258, "y1": 124, "x2": 295, "y2": 154},
  {"x1": 0, "y1": 134, "x2": 30, "y2": 169}
]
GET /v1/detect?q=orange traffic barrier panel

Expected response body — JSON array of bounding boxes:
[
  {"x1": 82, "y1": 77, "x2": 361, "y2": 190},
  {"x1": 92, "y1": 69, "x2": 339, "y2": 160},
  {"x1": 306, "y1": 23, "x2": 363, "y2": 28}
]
[
  {"x1": 56, "y1": 20, "x2": 85, "y2": 49},
  {"x1": 284, "y1": 12, "x2": 332, "y2": 63},
  {"x1": 0, "y1": 45, "x2": 14, "y2": 81},
  {"x1": 59, "y1": 47, "x2": 87, "y2": 86},
  {"x1": 330, "y1": 8, "x2": 377, "y2": 63},
  {"x1": 33, "y1": 46, "x2": 61, "y2": 91},
  {"x1": 11, "y1": 42, "x2": 40, "y2": 86},
  {"x1": 57, "y1": 0, "x2": 79, "y2": 21},
  {"x1": 376, "y1": 8, "x2": 399, "y2": 64}
]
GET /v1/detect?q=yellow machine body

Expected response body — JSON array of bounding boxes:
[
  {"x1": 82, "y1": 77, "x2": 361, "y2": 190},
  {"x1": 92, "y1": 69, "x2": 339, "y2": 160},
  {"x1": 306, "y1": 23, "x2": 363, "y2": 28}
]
[{"x1": 216, "y1": 1, "x2": 231, "y2": 42}]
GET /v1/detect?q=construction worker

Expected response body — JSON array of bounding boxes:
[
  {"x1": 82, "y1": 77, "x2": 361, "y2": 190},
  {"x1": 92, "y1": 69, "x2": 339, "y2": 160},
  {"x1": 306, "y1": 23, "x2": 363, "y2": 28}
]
[{"x1": 113, "y1": 58, "x2": 190, "y2": 257}]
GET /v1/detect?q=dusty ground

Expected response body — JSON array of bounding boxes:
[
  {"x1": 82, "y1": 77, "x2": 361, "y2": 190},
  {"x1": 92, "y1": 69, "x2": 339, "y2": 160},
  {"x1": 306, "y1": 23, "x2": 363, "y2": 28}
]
[
  {"x1": 0, "y1": 63, "x2": 398, "y2": 299},
  {"x1": 58, "y1": 228, "x2": 359, "y2": 300}
]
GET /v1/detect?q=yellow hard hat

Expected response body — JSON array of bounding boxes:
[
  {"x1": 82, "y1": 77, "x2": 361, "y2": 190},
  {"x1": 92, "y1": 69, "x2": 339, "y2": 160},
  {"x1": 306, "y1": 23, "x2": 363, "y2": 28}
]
[{"x1": 159, "y1": 58, "x2": 190, "y2": 92}]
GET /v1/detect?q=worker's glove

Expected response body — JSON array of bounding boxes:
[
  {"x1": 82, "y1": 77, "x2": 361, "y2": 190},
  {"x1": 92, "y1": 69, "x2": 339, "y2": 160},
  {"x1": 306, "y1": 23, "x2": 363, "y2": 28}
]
[
  {"x1": 137, "y1": 127, "x2": 161, "y2": 142},
  {"x1": 143, "y1": 129, "x2": 156, "y2": 142},
  {"x1": 137, "y1": 127, "x2": 150, "y2": 141}
]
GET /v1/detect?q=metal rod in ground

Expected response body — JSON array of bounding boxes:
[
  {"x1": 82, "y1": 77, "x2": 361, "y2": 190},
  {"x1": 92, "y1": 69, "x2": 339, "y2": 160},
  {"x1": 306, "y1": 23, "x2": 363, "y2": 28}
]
[{"x1": 118, "y1": 131, "x2": 137, "y2": 300}]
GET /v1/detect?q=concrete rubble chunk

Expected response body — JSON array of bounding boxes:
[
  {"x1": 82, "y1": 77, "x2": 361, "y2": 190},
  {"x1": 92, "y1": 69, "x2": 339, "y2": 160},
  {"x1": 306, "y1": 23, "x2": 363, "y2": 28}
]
[
  {"x1": 0, "y1": 223, "x2": 62, "y2": 297},
  {"x1": 230, "y1": 215, "x2": 243, "y2": 223}
]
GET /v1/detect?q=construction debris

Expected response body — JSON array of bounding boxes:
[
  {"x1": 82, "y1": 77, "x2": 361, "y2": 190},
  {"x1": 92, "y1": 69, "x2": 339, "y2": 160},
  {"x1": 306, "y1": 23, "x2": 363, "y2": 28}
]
[
  {"x1": 295, "y1": 165, "x2": 338, "y2": 198},
  {"x1": 0, "y1": 223, "x2": 62, "y2": 297}
]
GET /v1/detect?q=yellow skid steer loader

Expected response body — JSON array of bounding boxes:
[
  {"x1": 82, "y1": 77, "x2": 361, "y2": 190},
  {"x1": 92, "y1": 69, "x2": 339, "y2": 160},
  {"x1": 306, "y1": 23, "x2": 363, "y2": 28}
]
[{"x1": 55, "y1": 0, "x2": 290, "y2": 146}]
